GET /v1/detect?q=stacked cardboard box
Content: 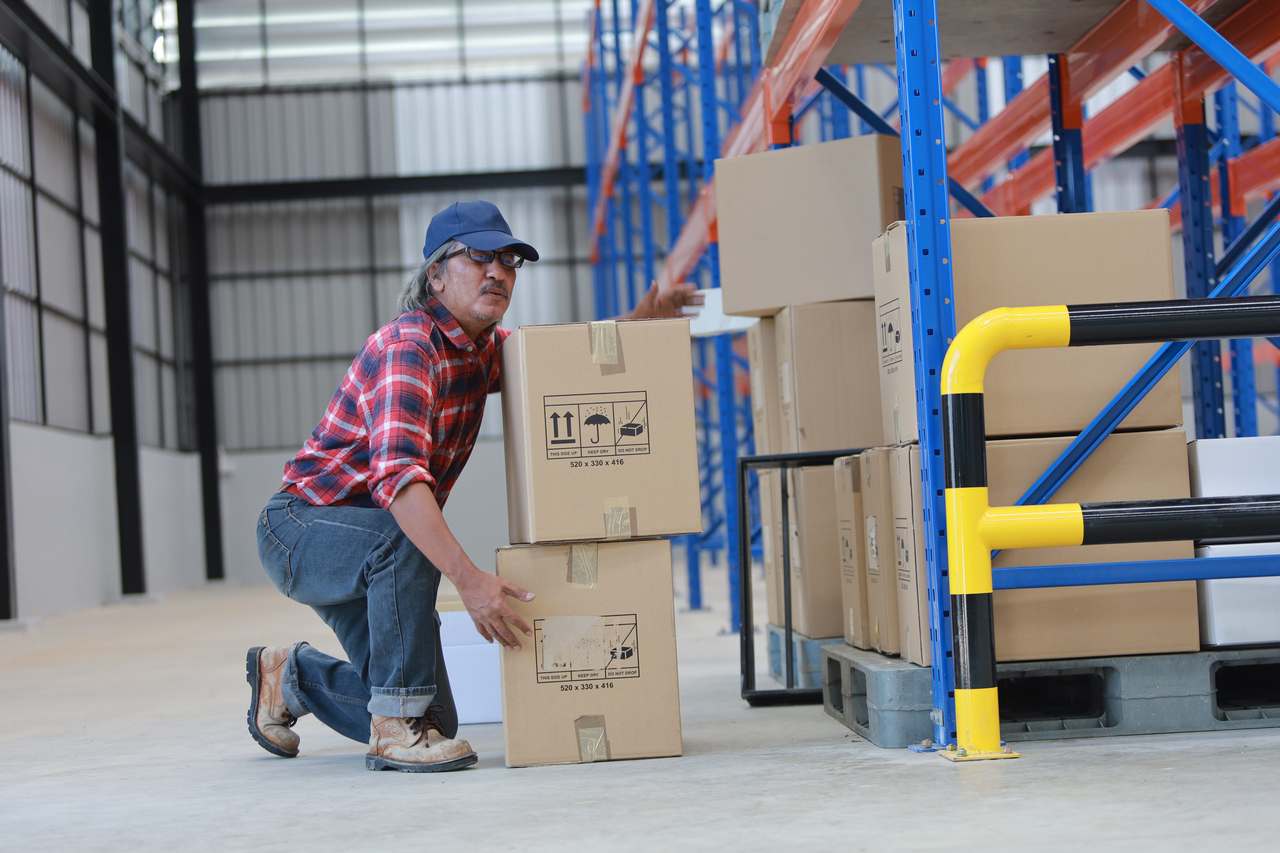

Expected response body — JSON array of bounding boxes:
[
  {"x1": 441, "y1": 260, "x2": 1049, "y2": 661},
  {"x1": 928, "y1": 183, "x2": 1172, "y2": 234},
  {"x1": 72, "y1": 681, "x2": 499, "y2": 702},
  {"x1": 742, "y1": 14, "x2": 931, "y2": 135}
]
[
  {"x1": 497, "y1": 318, "x2": 701, "y2": 766},
  {"x1": 864, "y1": 210, "x2": 1201, "y2": 665},
  {"x1": 724, "y1": 136, "x2": 902, "y2": 649}
]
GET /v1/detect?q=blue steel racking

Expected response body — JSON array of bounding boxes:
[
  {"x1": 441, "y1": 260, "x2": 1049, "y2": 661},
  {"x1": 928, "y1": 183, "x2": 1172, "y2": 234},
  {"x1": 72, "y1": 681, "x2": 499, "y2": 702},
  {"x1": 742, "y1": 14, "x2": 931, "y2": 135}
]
[
  {"x1": 589, "y1": 0, "x2": 1280, "y2": 751},
  {"x1": 584, "y1": 0, "x2": 762, "y2": 623}
]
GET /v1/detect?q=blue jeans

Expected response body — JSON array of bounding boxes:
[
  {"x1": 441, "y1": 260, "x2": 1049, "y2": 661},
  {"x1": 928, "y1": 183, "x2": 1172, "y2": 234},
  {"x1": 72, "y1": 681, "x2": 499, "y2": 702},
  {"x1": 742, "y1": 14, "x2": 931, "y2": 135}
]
[{"x1": 256, "y1": 492, "x2": 458, "y2": 743}]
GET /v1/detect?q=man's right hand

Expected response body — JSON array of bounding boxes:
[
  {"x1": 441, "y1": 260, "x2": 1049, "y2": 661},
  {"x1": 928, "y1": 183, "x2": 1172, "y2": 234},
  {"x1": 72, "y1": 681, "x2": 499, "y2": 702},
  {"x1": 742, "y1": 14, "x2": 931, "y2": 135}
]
[{"x1": 455, "y1": 569, "x2": 535, "y2": 652}]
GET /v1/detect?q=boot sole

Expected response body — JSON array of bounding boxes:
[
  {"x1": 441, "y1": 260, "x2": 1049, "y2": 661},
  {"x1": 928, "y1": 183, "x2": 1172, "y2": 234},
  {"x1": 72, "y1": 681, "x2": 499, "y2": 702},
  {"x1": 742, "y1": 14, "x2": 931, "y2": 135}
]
[
  {"x1": 246, "y1": 646, "x2": 299, "y2": 759},
  {"x1": 365, "y1": 752, "x2": 479, "y2": 773}
]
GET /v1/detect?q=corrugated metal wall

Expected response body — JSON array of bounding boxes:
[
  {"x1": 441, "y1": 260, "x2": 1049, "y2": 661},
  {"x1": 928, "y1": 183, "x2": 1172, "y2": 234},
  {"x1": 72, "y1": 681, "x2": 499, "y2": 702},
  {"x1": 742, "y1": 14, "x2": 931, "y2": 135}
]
[
  {"x1": 204, "y1": 68, "x2": 590, "y2": 450},
  {"x1": 201, "y1": 76, "x2": 584, "y2": 184}
]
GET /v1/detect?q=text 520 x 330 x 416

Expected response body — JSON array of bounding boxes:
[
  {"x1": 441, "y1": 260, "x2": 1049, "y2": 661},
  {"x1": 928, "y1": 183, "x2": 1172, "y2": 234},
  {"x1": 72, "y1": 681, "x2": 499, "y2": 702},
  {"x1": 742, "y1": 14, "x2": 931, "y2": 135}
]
[
  {"x1": 560, "y1": 681, "x2": 617, "y2": 692},
  {"x1": 569, "y1": 459, "x2": 626, "y2": 468}
]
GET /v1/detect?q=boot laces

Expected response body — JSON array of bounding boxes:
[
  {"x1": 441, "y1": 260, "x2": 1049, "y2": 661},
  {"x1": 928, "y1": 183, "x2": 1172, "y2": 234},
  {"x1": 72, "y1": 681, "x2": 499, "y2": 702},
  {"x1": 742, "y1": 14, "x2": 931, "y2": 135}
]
[{"x1": 422, "y1": 704, "x2": 448, "y2": 736}]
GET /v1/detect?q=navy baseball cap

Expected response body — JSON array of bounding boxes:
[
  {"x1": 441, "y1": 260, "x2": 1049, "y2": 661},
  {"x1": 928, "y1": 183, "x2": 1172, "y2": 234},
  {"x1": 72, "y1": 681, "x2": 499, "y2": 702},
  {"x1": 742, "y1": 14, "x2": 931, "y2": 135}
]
[{"x1": 423, "y1": 200, "x2": 540, "y2": 263}]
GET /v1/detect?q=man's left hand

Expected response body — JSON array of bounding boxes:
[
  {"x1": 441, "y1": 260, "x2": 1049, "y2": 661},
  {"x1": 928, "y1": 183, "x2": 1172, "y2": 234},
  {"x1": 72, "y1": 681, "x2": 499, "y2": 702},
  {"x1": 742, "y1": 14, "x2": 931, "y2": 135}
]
[{"x1": 626, "y1": 281, "x2": 704, "y2": 320}]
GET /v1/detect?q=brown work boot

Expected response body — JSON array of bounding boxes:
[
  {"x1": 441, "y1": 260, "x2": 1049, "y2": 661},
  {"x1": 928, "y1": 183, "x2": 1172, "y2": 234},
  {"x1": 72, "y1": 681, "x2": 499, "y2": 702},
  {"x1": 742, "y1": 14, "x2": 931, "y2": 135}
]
[
  {"x1": 366, "y1": 710, "x2": 477, "y2": 772},
  {"x1": 246, "y1": 645, "x2": 299, "y2": 758}
]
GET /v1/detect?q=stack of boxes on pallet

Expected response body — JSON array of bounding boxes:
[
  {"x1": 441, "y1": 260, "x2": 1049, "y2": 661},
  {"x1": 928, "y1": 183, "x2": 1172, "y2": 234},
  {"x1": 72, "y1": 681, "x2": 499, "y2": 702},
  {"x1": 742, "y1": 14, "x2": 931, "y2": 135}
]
[
  {"x1": 496, "y1": 318, "x2": 701, "y2": 766},
  {"x1": 870, "y1": 209, "x2": 1200, "y2": 665},
  {"x1": 720, "y1": 134, "x2": 1202, "y2": 685},
  {"x1": 719, "y1": 134, "x2": 903, "y2": 684}
]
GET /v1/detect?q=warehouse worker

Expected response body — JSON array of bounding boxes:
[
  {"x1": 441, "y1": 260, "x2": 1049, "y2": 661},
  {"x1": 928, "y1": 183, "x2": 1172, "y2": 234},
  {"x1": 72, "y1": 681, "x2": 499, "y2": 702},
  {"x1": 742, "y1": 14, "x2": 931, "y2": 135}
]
[{"x1": 247, "y1": 200, "x2": 700, "y2": 773}]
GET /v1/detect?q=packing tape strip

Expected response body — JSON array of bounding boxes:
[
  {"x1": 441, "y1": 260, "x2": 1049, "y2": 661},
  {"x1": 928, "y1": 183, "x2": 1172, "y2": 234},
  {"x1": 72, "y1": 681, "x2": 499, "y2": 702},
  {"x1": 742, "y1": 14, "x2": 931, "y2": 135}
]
[
  {"x1": 575, "y1": 715, "x2": 610, "y2": 763},
  {"x1": 590, "y1": 320, "x2": 618, "y2": 365},
  {"x1": 568, "y1": 542, "x2": 598, "y2": 588},
  {"x1": 603, "y1": 497, "x2": 632, "y2": 539}
]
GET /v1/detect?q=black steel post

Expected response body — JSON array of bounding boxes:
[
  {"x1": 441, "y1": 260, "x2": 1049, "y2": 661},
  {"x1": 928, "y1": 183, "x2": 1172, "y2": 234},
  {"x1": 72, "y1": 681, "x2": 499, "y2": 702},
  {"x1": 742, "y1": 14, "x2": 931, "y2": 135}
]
[
  {"x1": 176, "y1": 0, "x2": 224, "y2": 581},
  {"x1": 90, "y1": 0, "x2": 146, "y2": 595},
  {"x1": 0, "y1": 200, "x2": 16, "y2": 619}
]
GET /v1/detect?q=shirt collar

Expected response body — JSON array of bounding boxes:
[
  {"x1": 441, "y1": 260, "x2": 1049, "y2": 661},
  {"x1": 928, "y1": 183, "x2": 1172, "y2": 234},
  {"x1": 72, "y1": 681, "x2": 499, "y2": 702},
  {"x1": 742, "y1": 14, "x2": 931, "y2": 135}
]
[{"x1": 425, "y1": 296, "x2": 496, "y2": 350}]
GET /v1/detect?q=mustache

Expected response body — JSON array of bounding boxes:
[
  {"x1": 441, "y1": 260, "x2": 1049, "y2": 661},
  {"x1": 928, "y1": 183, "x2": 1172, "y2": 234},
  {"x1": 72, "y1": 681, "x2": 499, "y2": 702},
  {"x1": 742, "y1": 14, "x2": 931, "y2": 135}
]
[{"x1": 481, "y1": 284, "x2": 510, "y2": 299}]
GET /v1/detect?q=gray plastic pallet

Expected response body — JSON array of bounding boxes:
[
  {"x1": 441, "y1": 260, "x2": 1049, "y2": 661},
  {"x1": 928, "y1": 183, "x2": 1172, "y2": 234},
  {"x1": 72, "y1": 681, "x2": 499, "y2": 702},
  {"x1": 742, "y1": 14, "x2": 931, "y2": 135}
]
[
  {"x1": 821, "y1": 643, "x2": 1280, "y2": 747},
  {"x1": 821, "y1": 643, "x2": 934, "y2": 748},
  {"x1": 766, "y1": 624, "x2": 842, "y2": 689}
]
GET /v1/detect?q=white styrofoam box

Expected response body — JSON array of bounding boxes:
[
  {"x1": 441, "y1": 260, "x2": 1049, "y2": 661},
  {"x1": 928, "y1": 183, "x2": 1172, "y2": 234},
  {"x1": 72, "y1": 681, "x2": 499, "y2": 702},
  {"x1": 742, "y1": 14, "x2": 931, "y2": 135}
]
[
  {"x1": 1188, "y1": 435, "x2": 1280, "y2": 497},
  {"x1": 1195, "y1": 543, "x2": 1280, "y2": 647},
  {"x1": 439, "y1": 608, "x2": 502, "y2": 725}
]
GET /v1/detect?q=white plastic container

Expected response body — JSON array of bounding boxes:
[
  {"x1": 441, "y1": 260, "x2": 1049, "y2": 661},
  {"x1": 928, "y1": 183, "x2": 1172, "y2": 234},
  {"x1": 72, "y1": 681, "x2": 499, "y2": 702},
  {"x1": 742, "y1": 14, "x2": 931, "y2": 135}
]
[{"x1": 1188, "y1": 436, "x2": 1280, "y2": 647}]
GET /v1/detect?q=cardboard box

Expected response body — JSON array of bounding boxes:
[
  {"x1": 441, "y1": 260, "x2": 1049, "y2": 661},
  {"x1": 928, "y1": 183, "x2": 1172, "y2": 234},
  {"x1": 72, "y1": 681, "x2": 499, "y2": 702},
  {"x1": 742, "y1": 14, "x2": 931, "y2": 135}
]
[
  {"x1": 775, "y1": 301, "x2": 882, "y2": 454},
  {"x1": 859, "y1": 446, "x2": 900, "y2": 655},
  {"x1": 834, "y1": 455, "x2": 871, "y2": 648},
  {"x1": 717, "y1": 134, "x2": 904, "y2": 317},
  {"x1": 747, "y1": 318, "x2": 783, "y2": 455},
  {"x1": 889, "y1": 429, "x2": 1200, "y2": 662},
  {"x1": 785, "y1": 466, "x2": 843, "y2": 639},
  {"x1": 759, "y1": 469, "x2": 785, "y2": 627},
  {"x1": 501, "y1": 318, "x2": 702, "y2": 543},
  {"x1": 890, "y1": 445, "x2": 931, "y2": 666},
  {"x1": 496, "y1": 539, "x2": 682, "y2": 767},
  {"x1": 873, "y1": 211, "x2": 1184, "y2": 444}
]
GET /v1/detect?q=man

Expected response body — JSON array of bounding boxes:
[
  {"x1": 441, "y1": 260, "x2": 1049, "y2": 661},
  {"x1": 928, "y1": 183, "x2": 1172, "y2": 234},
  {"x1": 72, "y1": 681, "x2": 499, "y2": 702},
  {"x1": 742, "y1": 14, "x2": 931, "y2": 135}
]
[{"x1": 249, "y1": 201, "x2": 699, "y2": 772}]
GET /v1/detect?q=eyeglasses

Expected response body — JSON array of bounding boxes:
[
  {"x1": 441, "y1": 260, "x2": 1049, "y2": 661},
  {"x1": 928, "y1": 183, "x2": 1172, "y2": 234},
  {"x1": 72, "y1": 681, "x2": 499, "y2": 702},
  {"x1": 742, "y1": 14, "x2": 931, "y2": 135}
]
[{"x1": 442, "y1": 246, "x2": 524, "y2": 269}]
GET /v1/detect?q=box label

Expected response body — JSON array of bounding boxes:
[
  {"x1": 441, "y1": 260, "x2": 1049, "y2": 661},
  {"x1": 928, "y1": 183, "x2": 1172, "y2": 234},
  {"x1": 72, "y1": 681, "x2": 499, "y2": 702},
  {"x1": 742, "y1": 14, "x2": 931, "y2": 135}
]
[
  {"x1": 543, "y1": 392, "x2": 651, "y2": 459},
  {"x1": 895, "y1": 517, "x2": 912, "y2": 591},
  {"x1": 839, "y1": 521, "x2": 857, "y2": 581},
  {"x1": 534, "y1": 614, "x2": 641, "y2": 684},
  {"x1": 879, "y1": 299, "x2": 903, "y2": 369}
]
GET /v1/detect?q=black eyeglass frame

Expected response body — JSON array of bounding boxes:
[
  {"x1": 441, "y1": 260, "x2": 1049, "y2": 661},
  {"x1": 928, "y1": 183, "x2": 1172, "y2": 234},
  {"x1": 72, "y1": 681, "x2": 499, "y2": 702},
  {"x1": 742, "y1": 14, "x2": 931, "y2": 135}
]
[{"x1": 441, "y1": 246, "x2": 525, "y2": 269}]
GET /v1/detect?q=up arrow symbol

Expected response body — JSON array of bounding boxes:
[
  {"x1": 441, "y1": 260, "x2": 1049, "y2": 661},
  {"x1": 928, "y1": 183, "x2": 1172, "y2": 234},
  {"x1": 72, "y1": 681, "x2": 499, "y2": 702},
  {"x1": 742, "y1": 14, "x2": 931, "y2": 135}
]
[
  {"x1": 550, "y1": 412, "x2": 561, "y2": 438},
  {"x1": 563, "y1": 411, "x2": 574, "y2": 437}
]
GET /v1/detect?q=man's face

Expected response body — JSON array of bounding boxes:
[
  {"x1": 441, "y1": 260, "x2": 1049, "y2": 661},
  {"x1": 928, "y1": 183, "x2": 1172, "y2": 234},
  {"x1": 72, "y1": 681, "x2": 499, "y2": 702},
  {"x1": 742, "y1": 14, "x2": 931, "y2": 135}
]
[{"x1": 432, "y1": 243, "x2": 519, "y2": 338}]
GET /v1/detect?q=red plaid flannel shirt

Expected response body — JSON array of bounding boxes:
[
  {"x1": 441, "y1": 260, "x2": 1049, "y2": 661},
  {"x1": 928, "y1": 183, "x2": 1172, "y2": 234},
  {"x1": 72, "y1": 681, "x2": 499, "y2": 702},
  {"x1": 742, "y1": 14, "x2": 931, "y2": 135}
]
[{"x1": 282, "y1": 296, "x2": 509, "y2": 510}]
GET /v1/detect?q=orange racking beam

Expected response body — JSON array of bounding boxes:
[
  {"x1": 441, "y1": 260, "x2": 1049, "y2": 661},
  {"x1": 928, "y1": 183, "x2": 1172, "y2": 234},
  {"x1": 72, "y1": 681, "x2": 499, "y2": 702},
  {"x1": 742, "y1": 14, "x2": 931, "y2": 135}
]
[
  {"x1": 971, "y1": 63, "x2": 1174, "y2": 216},
  {"x1": 659, "y1": 0, "x2": 865, "y2": 289},
  {"x1": 947, "y1": 0, "x2": 1219, "y2": 190},
  {"x1": 588, "y1": 0, "x2": 655, "y2": 261},
  {"x1": 1231, "y1": 136, "x2": 1280, "y2": 216},
  {"x1": 973, "y1": 0, "x2": 1280, "y2": 218},
  {"x1": 1165, "y1": 135, "x2": 1280, "y2": 225}
]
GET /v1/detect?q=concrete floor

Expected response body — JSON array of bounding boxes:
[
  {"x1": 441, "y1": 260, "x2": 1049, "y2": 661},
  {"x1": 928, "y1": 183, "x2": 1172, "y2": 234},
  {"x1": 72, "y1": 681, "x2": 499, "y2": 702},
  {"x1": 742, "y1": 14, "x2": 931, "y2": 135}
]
[{"x1": 2, "y1": 564, "x2": 1278, "y2": 852}]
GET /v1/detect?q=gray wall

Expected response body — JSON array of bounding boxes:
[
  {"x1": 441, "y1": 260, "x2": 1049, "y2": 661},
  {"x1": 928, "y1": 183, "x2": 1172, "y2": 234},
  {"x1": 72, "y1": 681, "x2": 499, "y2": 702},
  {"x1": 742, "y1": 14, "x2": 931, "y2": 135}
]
[{"x1": 11, "y1": 422, "x2": 205, "y2": 619}]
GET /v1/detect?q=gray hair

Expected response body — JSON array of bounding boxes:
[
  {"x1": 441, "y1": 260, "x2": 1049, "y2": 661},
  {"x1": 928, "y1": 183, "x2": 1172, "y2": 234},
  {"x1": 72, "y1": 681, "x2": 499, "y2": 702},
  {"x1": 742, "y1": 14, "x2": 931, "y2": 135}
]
[{"x1": 397, "y1": 239, "x2": 458, "y2": 315}]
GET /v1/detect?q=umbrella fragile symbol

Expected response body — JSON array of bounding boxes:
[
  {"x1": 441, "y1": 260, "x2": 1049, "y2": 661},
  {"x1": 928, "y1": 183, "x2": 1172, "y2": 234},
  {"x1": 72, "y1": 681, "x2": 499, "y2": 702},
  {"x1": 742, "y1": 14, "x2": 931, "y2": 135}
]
[{"x1": 584, "y1": 412, "x2": 611, "y2": 444}]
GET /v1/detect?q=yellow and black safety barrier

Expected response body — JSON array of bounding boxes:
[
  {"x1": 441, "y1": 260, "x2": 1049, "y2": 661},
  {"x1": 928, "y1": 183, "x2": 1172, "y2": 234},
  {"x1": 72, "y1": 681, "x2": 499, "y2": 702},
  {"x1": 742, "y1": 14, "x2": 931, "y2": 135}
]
[{"x1": 941, "y1": 295, "x2": 1280, "y2": 761}]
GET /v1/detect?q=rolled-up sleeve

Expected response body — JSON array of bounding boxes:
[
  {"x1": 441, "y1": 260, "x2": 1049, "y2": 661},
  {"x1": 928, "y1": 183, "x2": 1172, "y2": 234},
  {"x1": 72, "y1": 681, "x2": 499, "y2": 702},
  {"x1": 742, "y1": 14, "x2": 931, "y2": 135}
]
[{"x1": 358, "y1": 341, "x2": 438, "y2": 508}]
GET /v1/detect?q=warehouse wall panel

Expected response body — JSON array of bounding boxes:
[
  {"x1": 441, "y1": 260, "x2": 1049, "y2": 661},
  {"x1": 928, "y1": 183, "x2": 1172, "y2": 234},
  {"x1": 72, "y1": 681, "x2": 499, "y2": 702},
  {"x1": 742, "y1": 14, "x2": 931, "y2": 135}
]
[{"x1": 11, "y1": 423, "x2": 119, "y2": 618}]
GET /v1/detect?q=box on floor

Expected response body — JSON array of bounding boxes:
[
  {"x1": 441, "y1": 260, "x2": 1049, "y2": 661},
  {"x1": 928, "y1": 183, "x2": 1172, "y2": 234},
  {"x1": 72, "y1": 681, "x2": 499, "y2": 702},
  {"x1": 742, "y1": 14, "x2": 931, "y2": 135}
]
[
  {"x1": 784, "y1": 465, "x2": 843, "y2": 640},
  {"x1": 1188, "y1": 436, "x2": 1280, "y2": 647},
  {"x1": 834, "y1": 454, "x2": 871, "y2": 649},
  {"x1": 883, "y1": 428, "x2": 1200, "y2": 665},
  {"x1": 501, "y1": 318, "x2": 702, "y2": 544},
  {"x1": 496, "y1": 538, "x2": 682, "y2": 767},
  {"x1": 759, "y1": 469, "x2": 785, "y2": 627},
  {"x1": 859, "y1": 447, "x2": 900, "y2": 656},
  {"x1": 774, "y1": 301, "x2": 882, "y2": 454},
  {"x1": 717, "y1": 134, "x2": 904, "y2": 318},
  {"x1": 873, "y1": 210, "x2": 1183, "y2": 445}
]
